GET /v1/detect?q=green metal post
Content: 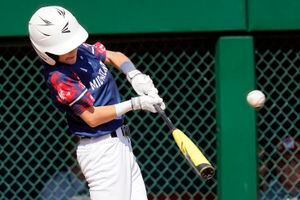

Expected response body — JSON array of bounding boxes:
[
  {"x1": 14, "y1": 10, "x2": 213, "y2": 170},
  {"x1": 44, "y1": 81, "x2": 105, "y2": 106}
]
[{"x1": 215, "y1": 36, "x2": 257, "y2": 200}]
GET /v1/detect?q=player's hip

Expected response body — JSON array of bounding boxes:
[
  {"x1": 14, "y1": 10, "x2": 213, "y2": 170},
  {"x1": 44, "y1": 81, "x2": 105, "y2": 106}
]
[{"x1": 76, "y1": 125, "x2": 131, "y2": 151}]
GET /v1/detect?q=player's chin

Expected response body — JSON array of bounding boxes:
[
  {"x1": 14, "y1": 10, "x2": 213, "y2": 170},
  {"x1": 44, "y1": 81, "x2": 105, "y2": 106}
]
[
  {"x1": 69, "y1": 59, "x2": 77, "y2": 64},
  {"x1": 65, "y1": 57, "x2": 77, "y2": 65}
]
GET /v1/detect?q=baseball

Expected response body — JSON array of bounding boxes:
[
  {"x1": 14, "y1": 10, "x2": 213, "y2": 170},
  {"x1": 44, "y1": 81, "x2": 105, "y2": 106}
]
[{"x1": 247, "y1": 90, "x2": 266, "y2": 108}]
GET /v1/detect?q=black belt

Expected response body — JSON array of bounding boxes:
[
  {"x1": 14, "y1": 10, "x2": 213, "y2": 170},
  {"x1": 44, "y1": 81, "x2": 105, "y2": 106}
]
[
  {"x1": 111, "y1": 130, "x2": 118, "y2": 138},
  {"x1": 80, "y1": 130, "x2": 117, "y2": 139},
  {"x1": 80, "y1": 125, "x2": 129, "y2": 139}
]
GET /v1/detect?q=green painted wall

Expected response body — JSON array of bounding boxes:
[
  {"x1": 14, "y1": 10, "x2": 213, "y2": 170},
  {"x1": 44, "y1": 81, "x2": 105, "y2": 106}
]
[
  {"x1": 2, "y1": 0, "x2": 300, "y2": 36},
  {"x1": 215, "y1": 36, "x2": 257, "y2": 200},
  {"x1": 0, "y1": 0, "x2": 246, "y2": 36},
  {"x1": 248, "y1": 0, "x2": 300, "y2": 30}
]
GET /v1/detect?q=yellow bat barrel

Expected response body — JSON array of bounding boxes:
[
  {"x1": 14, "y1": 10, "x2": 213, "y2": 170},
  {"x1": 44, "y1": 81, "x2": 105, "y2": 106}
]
[{"x1": 172, "y1": 129, "x2": 215, "y2": 180}]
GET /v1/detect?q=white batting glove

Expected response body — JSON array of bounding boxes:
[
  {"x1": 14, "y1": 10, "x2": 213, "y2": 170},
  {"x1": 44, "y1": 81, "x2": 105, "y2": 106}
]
[
  {"x1": 131, "y1": 95, "x2": 164, "y2": 113},
  {"x1": 147, "y1": 92, "x2": 166, "y2": 110},
  {"x1": 127, "y1": 70, "x2": 158, "y2": 95}
]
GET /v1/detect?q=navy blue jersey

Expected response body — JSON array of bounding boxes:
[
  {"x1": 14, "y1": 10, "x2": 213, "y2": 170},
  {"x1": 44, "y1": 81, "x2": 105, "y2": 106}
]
[{"x1": 43, "y1": 42, "x2": 123, "y2": 137}]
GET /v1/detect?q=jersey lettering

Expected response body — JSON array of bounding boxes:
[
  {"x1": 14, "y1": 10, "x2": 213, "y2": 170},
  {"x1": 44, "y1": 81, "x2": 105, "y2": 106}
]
[{"x1": 90, "y1": 63, "x2": 108, "y2": 90}]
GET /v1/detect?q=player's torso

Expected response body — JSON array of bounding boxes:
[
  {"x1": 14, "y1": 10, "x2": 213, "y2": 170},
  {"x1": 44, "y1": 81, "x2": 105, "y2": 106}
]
[
  {"x1": 43, "y1": 44, "x2": 123, "y2": 136},
  {"x1": 73, "y1": 46, "x2": 120, "y2": 106}
]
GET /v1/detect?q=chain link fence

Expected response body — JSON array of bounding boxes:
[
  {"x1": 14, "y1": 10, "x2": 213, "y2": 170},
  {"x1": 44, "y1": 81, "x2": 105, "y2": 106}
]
[
  {"x1": 0, "y1": 35, "x2": 217, "y2": 200},
  {"x1": 2, "y1": 34, "x2": 298, "y2": 200},
  {"x1": 255, "y1": 36, "x2": 300, "y2": 199}
]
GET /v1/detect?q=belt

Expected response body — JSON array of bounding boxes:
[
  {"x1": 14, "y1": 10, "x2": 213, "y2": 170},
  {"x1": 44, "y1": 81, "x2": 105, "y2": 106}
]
[
  {"x1": 80, "y1": 125, "x2": 129, "y2": 139},
  {"x1": 80, "y1": 130, "x2": 117, "y2": 139},
  {"x1": 111, "y1": 130, "x2": 118, "y2": 138}
]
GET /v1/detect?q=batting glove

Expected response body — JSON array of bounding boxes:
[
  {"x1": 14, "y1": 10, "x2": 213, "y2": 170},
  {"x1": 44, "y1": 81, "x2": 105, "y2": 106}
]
[
  {"x1": 147, "y1": 92, "x2": 166, "y2": 110},
  {"x1": 131, "y1": 95, "x2": 164, "y2": 113},
  {"x1": 127, "y1": 70, "x2": 158, "y2": 95}
]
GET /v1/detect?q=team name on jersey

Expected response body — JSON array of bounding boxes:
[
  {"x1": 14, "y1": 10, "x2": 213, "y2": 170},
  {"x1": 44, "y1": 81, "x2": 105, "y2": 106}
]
[{"x1": 89, "y1": 62, "x2": 108, "y2": 90}]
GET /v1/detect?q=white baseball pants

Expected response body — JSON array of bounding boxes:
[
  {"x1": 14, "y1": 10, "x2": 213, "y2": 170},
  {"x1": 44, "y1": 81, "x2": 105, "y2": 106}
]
[{"x1": 76, "y1": 127, "x2": 148, "y2": 200}]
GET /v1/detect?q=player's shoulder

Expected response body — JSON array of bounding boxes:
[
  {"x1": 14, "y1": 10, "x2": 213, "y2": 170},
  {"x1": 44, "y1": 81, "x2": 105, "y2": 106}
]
[
  {"x1": 46, "y1": 67, "x2": 76, "y2": 86},
  {"x1": 80, "y1": 42, "x2": 106, "y2": 56}
]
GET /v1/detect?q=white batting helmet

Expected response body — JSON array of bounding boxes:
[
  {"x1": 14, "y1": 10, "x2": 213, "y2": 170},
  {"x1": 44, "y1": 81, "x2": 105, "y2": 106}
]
[{"x1": 28, "y1": 6, "x2": 88, "y2": 65}]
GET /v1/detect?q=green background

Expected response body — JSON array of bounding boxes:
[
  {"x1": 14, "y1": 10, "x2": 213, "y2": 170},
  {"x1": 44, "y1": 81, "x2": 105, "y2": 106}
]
[
  {"x1": 1, "y1": 0, "x2": 299, "y2": 199},
  {"x1": 2, "y1": 0, "x2": 300, "y2": 36},
  {"x1": 1, "y1": 0, "x2": 246, "y2": 36},
  {"x1": 248, "y1": 0, "x2": 300, "y2": 30}
]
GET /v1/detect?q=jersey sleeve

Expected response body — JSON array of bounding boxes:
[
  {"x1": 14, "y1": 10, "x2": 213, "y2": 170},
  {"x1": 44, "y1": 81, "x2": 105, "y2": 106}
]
[
  {"x1": 49, "y1": 71, "x2": 95, "y2": 116},
  {"x1": 82, "y1": 42, "x2": 106, "y2": 62}
]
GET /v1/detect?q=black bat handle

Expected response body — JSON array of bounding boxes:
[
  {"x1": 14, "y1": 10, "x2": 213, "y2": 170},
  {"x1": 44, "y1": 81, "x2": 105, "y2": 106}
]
[{"x1": 154, "y1": 104, "x2": 176, "y2": 131}]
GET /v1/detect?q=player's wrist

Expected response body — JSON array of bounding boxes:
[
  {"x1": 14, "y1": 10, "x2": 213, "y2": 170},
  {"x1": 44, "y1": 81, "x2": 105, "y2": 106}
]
[
  {"x1": 131, "y1": 97, "x2": 141, "y2": 110},
  {"x1": 115, "y1": 100, "x2": 133, "y2": 117},
  {"x1": 120, "y1": 61, "x2": 136, "y2": 74}
]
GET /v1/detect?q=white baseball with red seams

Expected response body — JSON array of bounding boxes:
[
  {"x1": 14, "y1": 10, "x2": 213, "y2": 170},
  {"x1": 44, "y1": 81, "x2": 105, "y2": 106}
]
[{"x1": 247, "y1": 90, "x2": 266, "y2": 108}]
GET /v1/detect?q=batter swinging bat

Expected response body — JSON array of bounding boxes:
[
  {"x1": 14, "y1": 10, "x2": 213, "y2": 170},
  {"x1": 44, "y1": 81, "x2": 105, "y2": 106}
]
[{"x1": 154, "y1": 104, "x2": 215, "y2": 180}]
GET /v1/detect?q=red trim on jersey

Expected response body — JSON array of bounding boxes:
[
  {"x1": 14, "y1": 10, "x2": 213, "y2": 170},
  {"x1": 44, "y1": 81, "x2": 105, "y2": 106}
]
[{"x1": 50, "y1": 72, "x2": 94, "y2": 115}]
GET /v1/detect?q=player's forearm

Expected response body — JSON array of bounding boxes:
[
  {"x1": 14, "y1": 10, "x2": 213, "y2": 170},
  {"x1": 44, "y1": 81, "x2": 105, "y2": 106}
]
[
  {"x1": 80, "y1": 105, "x2": 118, "y2": 128},
  {"x1": 105, "y1": 50, "x2": 131, "y2": 71},
  {"x1": 79, "y1": 101, "x2": 133, "y2": 128},
  {"x1": 80, "y1": 96, "x2": 163, "y2": 127},
  {"x1": 105, "y1": 50, "x2": 139, "y2": 77}
]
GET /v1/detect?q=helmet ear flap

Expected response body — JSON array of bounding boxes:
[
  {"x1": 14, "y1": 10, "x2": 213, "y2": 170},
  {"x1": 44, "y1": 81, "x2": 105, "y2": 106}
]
[
  {"x1": 32, "y1": 44, "x2": 56, "y2": 65},
  {"x1": 45, "y1": 53, "x2": 59, "y2": 64}
]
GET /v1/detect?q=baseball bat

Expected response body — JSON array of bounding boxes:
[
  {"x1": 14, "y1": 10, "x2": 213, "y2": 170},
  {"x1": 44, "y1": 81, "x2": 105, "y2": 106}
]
[{"x1": 154, "y1": 104, "x2": 215, "y2": 180}]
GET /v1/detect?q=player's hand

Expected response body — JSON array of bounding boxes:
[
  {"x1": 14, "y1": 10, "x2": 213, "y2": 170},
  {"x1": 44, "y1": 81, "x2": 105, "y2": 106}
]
[
  {"x1": 131, "y1": 95, "x2": 165, "y2": 113},
  {"x1": 127, "y1": 70, "x2": 158, "y2": 95},
  {"x1": 147, "y1": 92, "x2": 166, "y2": 110}
]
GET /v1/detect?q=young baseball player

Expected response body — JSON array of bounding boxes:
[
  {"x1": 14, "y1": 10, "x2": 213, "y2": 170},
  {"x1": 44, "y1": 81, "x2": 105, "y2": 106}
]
[{"x1": 28, "y1": 6, "x2": 165, "y2": 200}]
